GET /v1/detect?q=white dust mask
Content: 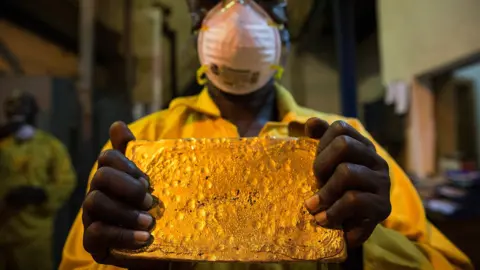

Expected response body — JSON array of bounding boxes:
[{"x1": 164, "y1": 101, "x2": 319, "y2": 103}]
[
  {"x1": 15, "y1": 124, "x2": 36, "y2": 141},
  {"x1": 197, "y1": 0, "x2": 283, "y2": 95}
]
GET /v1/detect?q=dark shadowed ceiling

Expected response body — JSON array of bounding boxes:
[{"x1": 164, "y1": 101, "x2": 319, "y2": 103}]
[
  {"x1": 296, "y1": 0, "x2": 377, "y2": 48},
  {"x1": 293, "y1": 0, "x2": 378, "y2": 73},
  {"x1": 0, "y1": 0, "x2": 123, "y2": 64}
]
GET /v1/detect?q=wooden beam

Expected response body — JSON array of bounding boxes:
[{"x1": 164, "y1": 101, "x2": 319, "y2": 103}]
[
  {"x1": 0, "y1": 0, "x2": 123, "y2": 64},
  {"x1": 0, "y1": 37, "x2": 24, "y2": 74},
  {"x1": 78, "y1": 0, "x2": 95, "y2": 141},
  {"x1": 124, "y1": 0, "x2": 134, "y2": 111}
]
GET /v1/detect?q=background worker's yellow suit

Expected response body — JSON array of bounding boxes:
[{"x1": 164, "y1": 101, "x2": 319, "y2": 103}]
[
  {"x1": 61, "y1": 85, "x2": 472, "y2": 270},
  {"x1": 0, "y1": 131, "x2": 76, "y2": 270}
]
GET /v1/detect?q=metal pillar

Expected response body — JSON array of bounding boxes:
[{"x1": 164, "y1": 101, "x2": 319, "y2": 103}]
[
  {"x1": 71, "y1": 1, "x2": 95, "y2": 268},
  {"x1": 78, "y1": 0, "x2": 95, "y2": 140},
  {"x1": 151, "y1": 9, "x2": 163, "y2": 113},
  {"x1": 333, "y1": 4, "x2": 363, "y2": 269},
  {"x1": 124, "y1": 0, "x2": 134, "y2": 114},
  {"x1": 333, "y1": 0, "x2": 358, "y2": 118}
]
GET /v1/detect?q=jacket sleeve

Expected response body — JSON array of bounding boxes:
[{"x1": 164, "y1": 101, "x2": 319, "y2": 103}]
[
  {"x1": 60, "y1": 208, "x2": 128, "y2": 270},
  {"x1": 59, "y1": 141, "x2": 124, "y2": 270},
  {"x1": 348, "y1": 119, "x2": 472, "y2": 270},
  {"x1": 40, "y1": 137, "x2": 77, "y2": 214}
]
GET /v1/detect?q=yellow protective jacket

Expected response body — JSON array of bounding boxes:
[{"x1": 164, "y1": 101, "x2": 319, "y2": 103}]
[
  {"x1": 0, "y1": 130, "x2": 76, "y2": 245},
  {"x1": 61, "y1": 85, "x2": 472, "y2": 270}
]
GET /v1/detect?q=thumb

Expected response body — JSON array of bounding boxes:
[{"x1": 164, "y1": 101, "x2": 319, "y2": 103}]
[
  {"x1": 305, "y1": 117, "x2": 329, "y2": 139},
  {"x1": 109, "y1": 121, "x2": 135, "y2": 154}
]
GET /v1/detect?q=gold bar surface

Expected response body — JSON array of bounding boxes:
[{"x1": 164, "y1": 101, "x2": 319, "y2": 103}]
[{"x1": 113, "y1": 138, "x2": 346, "y2": 263}]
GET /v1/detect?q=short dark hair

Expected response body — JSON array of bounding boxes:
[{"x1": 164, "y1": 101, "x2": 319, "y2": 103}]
[{"x1": 4, "y1": 90, "x2": 39, "y2": 125}]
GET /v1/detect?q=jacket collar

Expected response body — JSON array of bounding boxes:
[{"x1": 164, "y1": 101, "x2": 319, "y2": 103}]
[{"x1": 170, "y1": 83, "x2": 306, "y2": 124}]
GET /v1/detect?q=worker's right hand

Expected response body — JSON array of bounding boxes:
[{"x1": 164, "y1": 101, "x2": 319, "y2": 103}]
[{"x1": 82, "y1": 122, "x2": 160, "y2": 268}]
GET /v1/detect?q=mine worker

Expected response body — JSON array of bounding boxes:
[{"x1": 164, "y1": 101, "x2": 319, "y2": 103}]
[
  {"x1": 0, "y1": 90, "x2": 77, "y2": 270},
  {"x1": 61, "y1": 0, "x2": 472, "y2": 269}
]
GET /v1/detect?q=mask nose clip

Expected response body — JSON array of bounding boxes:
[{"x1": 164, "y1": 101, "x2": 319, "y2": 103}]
[
  {"x1": 221, "y1": 0, "x2": 247, "y2": 10},
  {"x1": 222, "y1": 0, "x2": 246, "y2": 6}
]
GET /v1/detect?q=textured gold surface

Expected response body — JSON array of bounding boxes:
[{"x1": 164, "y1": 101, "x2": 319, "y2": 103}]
[{"x1": 113, "y1": 138, "x2": 346, "y2": 262}]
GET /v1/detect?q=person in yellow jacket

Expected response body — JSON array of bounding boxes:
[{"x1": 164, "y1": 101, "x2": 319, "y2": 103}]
[
  {"x1": 0, "y1": 91, "x2": 77, "y2": 270},
  {"x1": 61, "y1": 0, "x2": 472, "y2": 269}
]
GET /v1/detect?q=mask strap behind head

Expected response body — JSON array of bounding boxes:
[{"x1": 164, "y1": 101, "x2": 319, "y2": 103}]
[
  {"x1": 197, "y1": 65, "x2": 209, "y2": 86},
  {"x1": 265, "y1": 5, "x2": 285, "y2": 82}
]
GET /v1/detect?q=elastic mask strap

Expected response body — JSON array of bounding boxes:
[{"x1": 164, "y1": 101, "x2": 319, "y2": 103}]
[
  {"x1": 193, "y1": 25, "x2": 209, "y2": 36},
  {"x1": 268, "y1": 20, "x2": 284, "y2": 81},
  {"x1": 197, "y1": 65, "x2": 209, "y2": 86},
  {"x1": 271, "y1": 64, "x2": 284, "y2": 81},
  {"x1": 268, "y1": 21, "x2": 285, "y2": 30}
]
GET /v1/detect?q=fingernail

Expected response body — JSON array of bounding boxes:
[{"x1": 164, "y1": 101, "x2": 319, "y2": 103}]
[
  {"x1": 134, "y1": 231, "x2": 151, "y2": 243},
  {"x1": 304, "y1": 194, "x2": 320, "y2": 212},
  {"x1": 148, "y1": 216, "x2": 157, "y2": 231},
  {"x1": 139, "y1": 177, "x2": 149, "y2": 190},
  {"x1": 314, "y1": 211, "x2": 328, "y2": 226},
  {"x1": 148, "y1": 183, "x2": 155, "y2": 193},
  {"x1": 138, "y1": 213, "x2": 153, "y2": 230},
  {"x1": 151, "y1": 195, "x2": 160, "y2": 209},
  {"x1": 143, "y1": 193, "x2": 153, "y2": 209},
  {"x1": 142, "y1": 175, "x2": 155, "y2": 193},
  {"x1": 146, "y1": 234, "x2": 154, "y2": 245}
]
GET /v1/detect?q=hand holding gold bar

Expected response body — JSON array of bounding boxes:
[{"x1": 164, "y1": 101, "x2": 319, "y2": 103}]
[{"x1": 112, "y1": 137, "x2": 346, "y2": 262}]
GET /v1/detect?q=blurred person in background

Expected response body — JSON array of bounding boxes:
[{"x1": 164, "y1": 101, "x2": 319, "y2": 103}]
[
  {"x1": 0, "y1": 90, "x2": 76, "y2": 270},
  {"x1": 61, "y1": 0, "x2": 472, "y2": 269}
]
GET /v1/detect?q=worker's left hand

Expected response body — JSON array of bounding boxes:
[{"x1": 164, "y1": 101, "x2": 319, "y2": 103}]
[
  {"x1": 304, "y1": 118, "x2": 391, "y2": 248},
  {"x1": 5, "y1": 186, "x2": 47, "y2": 209}
]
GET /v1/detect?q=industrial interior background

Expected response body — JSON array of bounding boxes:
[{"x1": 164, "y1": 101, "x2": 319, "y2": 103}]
[{"x1": 1, "y1": 0, "x2": 480, "y2": 268}]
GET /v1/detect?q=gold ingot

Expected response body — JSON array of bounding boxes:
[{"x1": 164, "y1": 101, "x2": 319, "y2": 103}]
[
  {"x1": 198, "y1": 208, "x2": 207, "y2": 218},
  {"x1": 112, "y1": 138, "x2": 346, "y2": 263},
  {"x1": 183, "y1": 235, "x2": 192, "y2": 243},
  {"x1": 187, "y1": 199, "x2": 196, "y2": 210},
  {"x1": 228, "y1": 236, "x2": 235, "y2": 245},
  {"x1": 176, "y1": 212, "x2": 185, "y2": 221}
]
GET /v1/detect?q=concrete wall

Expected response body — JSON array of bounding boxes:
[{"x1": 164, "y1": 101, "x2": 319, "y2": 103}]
[
  {"x1": 379, "y1": 0, "x2": 480, "y2": 83},
  {"x1": 284, "y1": 34, "x2": 383, "y2": 116},
  {"x1": 95, "y1": 0, "x2": 196, "y2": 104}
]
